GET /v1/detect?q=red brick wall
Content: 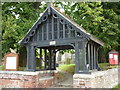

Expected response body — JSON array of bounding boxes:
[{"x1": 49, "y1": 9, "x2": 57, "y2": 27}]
[{"x1": 0, "y1": 71, "x2": 58, "y2": 88}]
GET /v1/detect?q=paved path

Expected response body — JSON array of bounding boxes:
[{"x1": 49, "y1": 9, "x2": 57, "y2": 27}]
[{"x1": 51, "y1": 70, "x2": 73, "y2": 88}]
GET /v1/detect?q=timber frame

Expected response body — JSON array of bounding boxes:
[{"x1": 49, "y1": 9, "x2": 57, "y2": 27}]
[{"x1": 19, "y1": 3, "x2": 104, "y2": 73}]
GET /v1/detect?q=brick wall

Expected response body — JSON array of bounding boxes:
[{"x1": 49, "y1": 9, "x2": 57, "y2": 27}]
[
  {"x1": 73, "y1": 68, "x2": 119, "y2": 88},
  {"x1": 0, "y1": 70, "x2": 58, "y2": 89}
]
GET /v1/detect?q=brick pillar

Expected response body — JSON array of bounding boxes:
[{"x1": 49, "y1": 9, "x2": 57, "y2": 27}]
[{"x1": 73, "y1": 74, "x2": 93, "y2": 88}]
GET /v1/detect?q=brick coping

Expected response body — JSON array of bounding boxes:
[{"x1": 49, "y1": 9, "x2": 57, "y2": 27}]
[
  {"x1": 73, "y1": 67, "x2": 119, "y2": 79},
  {"x1": 0, "y1": 70, "x2": 58, "y2": 75}
]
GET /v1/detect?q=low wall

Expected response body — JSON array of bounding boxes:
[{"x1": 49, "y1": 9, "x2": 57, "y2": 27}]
[
  {"x1": 73, "y1": 67, "x2": 119, "y2": 88},
  {"x1": 0, "y1": 70, "x2": 58, "y2": 89}
]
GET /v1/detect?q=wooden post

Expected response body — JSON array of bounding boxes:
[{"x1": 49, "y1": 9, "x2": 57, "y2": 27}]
[
  {"x1": 42, "y1": 24, "x2": 44, "y2": 40},
  {"x1": 44, "y1": 49, "x2": 47, "y2": 69},
  {"x1": 82, "y1": 42, "x2": 87, "y2": 72},
  {"x1": 94, "y1": 46, "x2": 96, "y2": 69},
  {"x1": 47, "y1": 20, "x2": 49, "y2": 40},
  {"x1": 75, "y1": 42, "x2": 79, "y2": 73},
  {"x1": 39, "y1": 48, "x2": 42, "y2": 69},
  {"x1": 88, "y1": 43, "x2": 90, "y2": 71},
  {"x1": 25, "y1": 45, "x2": 36, "y2": 71},
  {"x1": 53, "y1": 49, "x2": 56, "y2": 70},
  {"x1": 96, "y1": 47, "x2": 100, "y2": 70},
  {"x1": 91, "y1": 45, "x2": 93, "y2": 70},
  {"x1": 49, "y1": 49, "x2": 52, "y2": 70},
  {"x1": 52, "y1": 17, "x2": 54, "y2": 40},
  {"x1": 57, "y1": 18, "x2": 59, "y2": 39},
  {"x1": 63, "y1": 23, "x2": 65, "y2": 39}
]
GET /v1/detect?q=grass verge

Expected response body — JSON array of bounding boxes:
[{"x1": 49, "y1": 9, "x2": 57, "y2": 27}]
[
  {"x1": 98, "y1": 63, "x2": 119, "y2": 71},
  {"x1": 58, "y1": 64, "x2": 75, "y2": 74},
  {"x1": 113, "y1": 84, "x2": 120, "y2": 88},
  {"x1": 0, "y1": 65, "x2": 4, "y2": 70}
]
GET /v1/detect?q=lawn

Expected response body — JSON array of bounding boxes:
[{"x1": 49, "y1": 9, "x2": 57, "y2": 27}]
[
  {"x1": 98, "y1": 63, "x2": 119, "y2": 71},
  {"x1": 0, "y1": 63, "x2": 119, "y2": 72},
  {"x1": 57, "y1": 63, "x2": 119, "y2": 73},
  {"x1": 113, "y1": 84, "x2": 120, "y2": 89},
  {"x1": 0, "y1": 65, "x2": 4, "y2": 70},
  {"x1": 58, "y1": 64, "x2": 75, "y2": 74}
]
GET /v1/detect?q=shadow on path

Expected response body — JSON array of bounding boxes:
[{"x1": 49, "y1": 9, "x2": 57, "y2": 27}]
[{"x1": 51, "y1": 69, "x2": 73, "y2": 88}]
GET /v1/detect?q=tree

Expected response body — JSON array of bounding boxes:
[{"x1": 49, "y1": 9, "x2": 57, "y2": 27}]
[
  {"x1": 54, "y1": 2, "x2": 119, "y2": 62},
  {"x1": 2, "y1": 2, "x2": 120, "y2": 64},
  {"x1": 2, "y1": 2, "x2": 48, "y2": 66}
]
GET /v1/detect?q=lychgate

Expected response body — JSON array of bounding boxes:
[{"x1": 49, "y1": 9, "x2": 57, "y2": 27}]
[{"x1": 19, "y1": 3, "x2": 104, "y2": 74}]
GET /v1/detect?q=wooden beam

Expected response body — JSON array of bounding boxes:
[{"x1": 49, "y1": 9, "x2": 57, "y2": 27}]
[
  {"x1": 39, "y1": 48, "x2": 42, "y2": 69},
  {"x1": 57, "y1": 18, "x2": 59, "y2": 39},
  {"x1": 95, "y1": 47, "x2": 99, "y2": 69},
  {"x1": 25, "y1": 46, "x2": 30, "y2": 70},
  {"x1": 37, "y1": 29, "x2": 39, "y2": 41},
  {"x1": 42, "y1": 24, "x2": 44, "y2": 40},
  {"x1": 82, "y1": 42, "x2": 87, "y2": 72},
  {"x1": 90, "y1": 45, "x2": 93, "y2": 70},
  {"x1": 49, "y1": 49, "x2": 52, "y2": 70},
  {"x1": 94, "y1": 46, "x2": 96, "y2": 69},
  {"x1": 75, "y1": 42, "x2": 79, "y2": 73},
  {"x1": 25, "y1": 46, "x2": 36, "y2": 71},
  {"x1": 88, "y1": 43, "x2": 90, "y2": 71},
  {"x1": 79, "y1": 43, "x2": 84, "y2": 71},
  {"x1": 47, "y1": 20, "x2": 49, "y2": 40},
  {"x1": 44, "y1": 49, "x2": 47, "y2": 69},
  {"x1": 52, "y1": 17, "x2": 54, "y2": 40},
  {"x1": 68, "y1": 26, "x2": 70, "y2": 38},
  {"x1": 93, "y1": 45, "x2": 94, "y2": 69},
  {"x1": 63, "y1": 23, "x2": 65, "y2": 39},
  {"x1": 53, "y1": 49, "x2": 56, "y2": 70}
]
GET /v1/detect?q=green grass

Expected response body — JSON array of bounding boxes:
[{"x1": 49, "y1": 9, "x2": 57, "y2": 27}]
[
  {"x1": 113, "y1": 84, "x2": 120, "y2": 88},
  {"x1": 0, "y1": 65, "x2": 4, "y2": 70},
  {"x1": 18, "y1": 67, "x2": 25, "y2": 71},
  {"x1": 98, "y1": 63, "x2": 119, "y2": 71},
  {"x1": 18, "y1": 66, "x2": 46, "y2": 71},
  {"x1": 58, "y1": 63, "x2": 119, "y2": 73},
  {"x1": 1, "y1": 63, "x2": 119, "y2": 71},
  {"x1": 58, "y1": 64, "x2": 75, "y2": 74},
  {"x1": 57, "y1": 72, "x2": 65, "y2": 80}
]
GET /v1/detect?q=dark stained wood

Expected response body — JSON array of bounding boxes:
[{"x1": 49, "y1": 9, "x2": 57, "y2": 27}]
[
  {"x1": 42, "y1": 24, "x2": 44, "y2": 41},
  {"x1": 90, "y1": 44, "x2": 93, "y2": 70},
  {"x1": 47, "y1": 20, "x2": 49, "y2": 40},
  {"x1": 88, "y1": 43, "x2": 90, "y2": 70},
  {"x1": 52, "y1": 16, "x2": 54, "y2": 40},
  {"x1": 82, "y1": 42, "x2": 87, "y2": 72},
  {"x1": 19, "y1": 4, "x2": 103, "y2": 73},
  {"x1": 75, "y1": 42, "x2": 79, "y2": 73},
  {"x1": 48, "y1": 49, "x2": 52, "y2": 70},
  {"x1": 53, "y1": 49, "x2": 56, "y2": 70},
  {"x1": 63, "y1": 23, "x2": 65, "y2": 39},
  {"x1": 57, "y1": 18, "x2": 59, "y2": 39},
  {"x1": 94, "y1": 46, "x2": 96, "y2": 69},
  {"x1": 39, "y1": 48, "x2": 42, "y2": 69},
  {"x1": 44, "y1": 49, "x2": 47, "y2": 69}
]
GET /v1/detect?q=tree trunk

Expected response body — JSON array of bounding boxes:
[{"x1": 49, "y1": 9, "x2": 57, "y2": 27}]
[{"x1": 19, "y1": 46, "x2": 27, "y2": 67}]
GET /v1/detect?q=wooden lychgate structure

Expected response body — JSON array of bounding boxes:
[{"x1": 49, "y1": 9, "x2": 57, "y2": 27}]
[{"x1": 19, "y1": 3, "x2": 104, "y2": 73}]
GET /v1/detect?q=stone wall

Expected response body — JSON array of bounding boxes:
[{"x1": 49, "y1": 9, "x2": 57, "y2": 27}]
[
  {"x1": 73, "y1": 67, "x2": 119, "y2": 88},
  {"x1": 0, "y1": 70, "x2": 58, "y2": 89}
]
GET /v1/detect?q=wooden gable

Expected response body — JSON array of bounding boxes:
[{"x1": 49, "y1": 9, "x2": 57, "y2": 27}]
[{"x1": 19, "y1": 4, "x2": 104, "y2": 46}]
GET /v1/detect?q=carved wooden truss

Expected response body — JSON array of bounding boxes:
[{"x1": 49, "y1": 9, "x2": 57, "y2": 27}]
[{"x1": 19, "y1": 4, "x2": 104, "y2": 73}]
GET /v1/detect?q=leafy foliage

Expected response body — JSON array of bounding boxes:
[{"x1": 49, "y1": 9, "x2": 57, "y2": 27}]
[
  {"x1": 2, "y1": 2, "x2": 48, "y2": 55},
  {"x1": 54, "y1": 2, "x2": 120, "y2": 61},
  {"x1": 2, "y1": 2, "x2": 120, "y2": 63}
]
